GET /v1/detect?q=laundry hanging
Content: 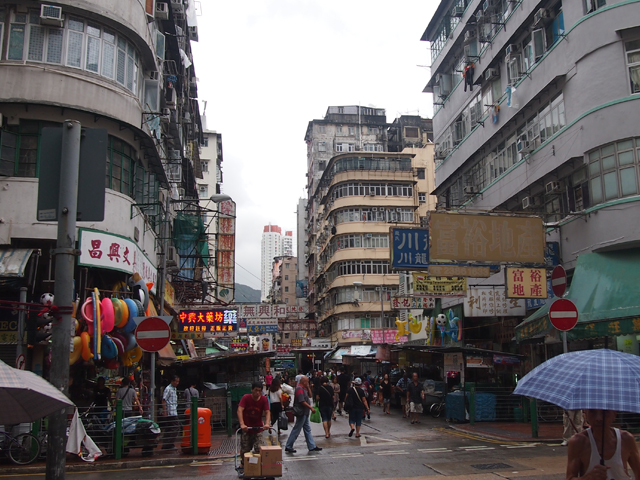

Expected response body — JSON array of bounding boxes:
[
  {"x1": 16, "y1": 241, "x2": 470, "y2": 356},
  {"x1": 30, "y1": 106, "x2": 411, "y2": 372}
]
[{"x1": 464, "y1": 63, "x2": 475, "y2": 92}]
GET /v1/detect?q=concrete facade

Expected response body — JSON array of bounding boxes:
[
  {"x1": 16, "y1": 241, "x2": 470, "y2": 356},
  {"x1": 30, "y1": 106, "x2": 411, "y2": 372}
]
[{"x1": 261, "y1": 224, "x2": 283, "y2": 302}]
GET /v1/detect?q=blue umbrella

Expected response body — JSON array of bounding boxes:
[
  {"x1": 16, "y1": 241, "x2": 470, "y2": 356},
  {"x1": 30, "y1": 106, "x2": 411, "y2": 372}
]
[{"x1": 514, "y1": 349, "x2": 640, "y2": 413}]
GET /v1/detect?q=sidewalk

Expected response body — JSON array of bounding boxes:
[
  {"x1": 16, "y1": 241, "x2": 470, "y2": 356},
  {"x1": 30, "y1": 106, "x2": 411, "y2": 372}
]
[{"x1": 448, "y1": 421, "x2": 564, "y2": 443}]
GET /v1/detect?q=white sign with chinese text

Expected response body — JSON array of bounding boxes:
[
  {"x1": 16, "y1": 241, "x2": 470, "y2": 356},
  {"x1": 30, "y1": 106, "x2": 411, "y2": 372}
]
[
  {"x1": 391, "y1": 296, "x2": 436, "y2": 310},
  {"x1": 464, "y1": 288, "x2": 526, "y2": 317},
  {"x1": 236, "y1": 304, "x2": 307, "y2": 319},
  {"x1": 78, "y1": 229, "x2": 157, "y2": 293}
]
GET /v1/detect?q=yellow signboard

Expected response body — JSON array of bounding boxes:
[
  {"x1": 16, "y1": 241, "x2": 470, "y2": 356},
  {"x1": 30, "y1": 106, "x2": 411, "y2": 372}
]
[
  {"x1": 171, "y1": 332, "x2": 204, "y2": 340},
  {"x1": 428, "y1": 265, "x2": 492, "y2": 278},
  {"x1": 412, "y1": 274, "x2": 467, "y2": 296},
  {"x1": 506, "y1": 267, "x2": 547, "y2": 298},
  {"x1": 429, "y1": 212, "x2": 545, "y2": 264},
  {"x1": 164, "y1": 280, "x2": 175, "y2": 307}
]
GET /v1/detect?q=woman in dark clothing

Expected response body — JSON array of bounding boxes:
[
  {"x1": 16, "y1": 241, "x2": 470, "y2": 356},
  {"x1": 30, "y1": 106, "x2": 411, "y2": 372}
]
[
  {"x1": 344, "y1": 378, "x2": 369, "y2": 438},
  {"x1": 93, "y1": 377, "x2": 111, "y2": 420},
  {"x1": 380, "y1": 373, "x2": 393, "y2": 415},
  {"x1": 317, "y1": 377, "x2": 335, "y2": 438},
  {"x1": 268, "y1": 379, "x2": 283, "y2": 434}
]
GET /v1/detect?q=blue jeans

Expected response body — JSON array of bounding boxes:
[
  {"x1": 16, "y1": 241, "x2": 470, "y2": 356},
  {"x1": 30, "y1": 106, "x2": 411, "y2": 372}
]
[{"x1": 285, "y1": 414, "x2": 316, "y2": 450}]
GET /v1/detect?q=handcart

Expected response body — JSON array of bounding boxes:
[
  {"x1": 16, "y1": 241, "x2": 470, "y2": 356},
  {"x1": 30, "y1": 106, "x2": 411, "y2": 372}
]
[{"x1": 234, "y1": 427, "x2": 282, "y2": 479}]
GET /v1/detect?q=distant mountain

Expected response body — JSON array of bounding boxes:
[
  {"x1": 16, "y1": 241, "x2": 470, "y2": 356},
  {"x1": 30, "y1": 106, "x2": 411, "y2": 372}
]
[{"x1": 234, "y1": 283, "x2": 261, "y2": 303}]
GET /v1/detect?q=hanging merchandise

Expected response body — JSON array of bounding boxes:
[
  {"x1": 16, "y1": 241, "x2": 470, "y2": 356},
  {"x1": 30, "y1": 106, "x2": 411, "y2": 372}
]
[
  {"x1": 492, "y1": 104, "x2": 500, "y2": 124},
  {"x1": 464, "y1": 63, "x2": 475, "y2": 92}
]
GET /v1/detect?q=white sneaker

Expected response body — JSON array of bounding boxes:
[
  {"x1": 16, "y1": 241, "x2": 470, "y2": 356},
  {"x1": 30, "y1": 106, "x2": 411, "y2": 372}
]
[{"x1": 561, "y1": 440, "x2": 568, "y2": 446}]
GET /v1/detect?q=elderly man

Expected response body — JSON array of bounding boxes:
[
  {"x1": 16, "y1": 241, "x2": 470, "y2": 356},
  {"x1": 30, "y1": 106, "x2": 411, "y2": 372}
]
[
  {"x1": 285, "y1": 376, "x2": 322, "y2": 454},
  {"x1": 566, "y1": 409, "x2": 640, "y2": 480}
]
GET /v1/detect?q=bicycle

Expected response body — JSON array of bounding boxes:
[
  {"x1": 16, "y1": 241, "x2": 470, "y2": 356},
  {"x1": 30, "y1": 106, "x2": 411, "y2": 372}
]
[
  {"x1": 429, "y1": 393, "x2": 446, "y2": 418},
  {"x1": 0, "y1": 428, "x2": 41, "y2": 465}
]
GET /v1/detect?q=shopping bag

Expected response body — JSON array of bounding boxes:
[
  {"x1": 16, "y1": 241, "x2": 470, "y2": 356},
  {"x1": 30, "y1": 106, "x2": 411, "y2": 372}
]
[
  {"x1": 278, "y1": 411, "x2": 289, "y2": 431},
  {"x1": 310, "y1": 407, "x2": 321, "y2": 424}
]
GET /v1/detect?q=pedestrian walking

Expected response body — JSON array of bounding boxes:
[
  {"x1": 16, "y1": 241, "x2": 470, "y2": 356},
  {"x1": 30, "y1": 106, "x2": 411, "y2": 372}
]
[
  {"x1": 161, "y1": 375, "x2": 180, "y2": 450},
  {"x1": 344, "y1": 378, "x2": 369, "y2": 438},
  {"x1": 337, "y1": 368, "x2": 351, "y2": 415},
  {"x1": 331, "y1": 375, "x2": 340, "y2": 420},
  {"x1": 92, "y1": 377, "x2": 111, "y2": 420},
  {"x1": 116, "y1": 377, "x2": 142, "y2": 417},
  {"x1": 567, "y1": 409, "x2": 640, "y2": 479},
  {"x1": 317, "y1": 376, "x2": 335, "y2": 438},
  {"x1": 285, "y1": 376, "x2": 322, "y2": 453},
  {"x1": 562, "y1": 409, "x2": 584, "y2": 446},
  {"x1": 265, "y1": 370, "x2": 273, "y2": 391},
  {"x1": 236, "y1": 382, "x2": 271, "y2": 476},
  {"x1": 395, "y1": 371, "x2": 410, "y2": 419},
  {"x1": 268, "y1": 379, "x2": 284, "y2": 434},
  {"x1": 184, "y1": 381, "x2": 199, "y2": 405},
  {"x1": 381, "y1": 373, "x2": 392, "y2": 415},
  {"x1": 407, "y1": 373, "x2": 425, "y2": 424},
  {"x1": 375, "y1": 373, "x2": 383, "y2": 406}
]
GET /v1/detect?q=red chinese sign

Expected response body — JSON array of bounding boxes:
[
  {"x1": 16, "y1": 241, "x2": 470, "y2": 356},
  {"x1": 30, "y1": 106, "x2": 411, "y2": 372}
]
[
  {"x1": 506, "y1": 267, "x2": 547, "y2": 299},
  {"x1": 178, "y1": 309, "x2": 238, "y2": 334}
]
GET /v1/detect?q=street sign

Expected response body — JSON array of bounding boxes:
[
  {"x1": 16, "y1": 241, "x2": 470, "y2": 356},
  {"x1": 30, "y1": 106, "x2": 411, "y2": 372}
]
[
  {"x1": 135, "y1": 316, "x2": 171, "y2": 352},
  {"x1": 551, "y1": 266, "x2": 567, "y2": 297},
  {"x1": 549, "y1": 298, "x2": 579, "y2": 331},
  {"x1": 16, "y1": 354, "x2": 25, "y2": 370}
]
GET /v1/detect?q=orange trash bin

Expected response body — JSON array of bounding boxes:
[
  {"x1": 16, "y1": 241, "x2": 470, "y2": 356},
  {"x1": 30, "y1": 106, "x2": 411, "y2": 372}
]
[{"x1": 181, "y1": 408, "x2": 212, "y2": 454}]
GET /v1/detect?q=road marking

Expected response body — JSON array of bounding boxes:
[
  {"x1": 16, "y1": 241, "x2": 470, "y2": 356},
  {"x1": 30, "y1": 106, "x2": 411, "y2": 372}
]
[
  {"x1": 504, "y1": 444, "x2": 538, "y2": 449},
  {"x1": 140, "y1": 465, "x2": 175, "y2": 469},
  {"x1": 333, "y1": 453, "x2": 364, "y2": 457},
  {"x1": 418, "y1": 447, "x2": 453, "y2": 453},
  {"x1": 360, "y1": 434, "x2": 410, "y2": 447},
  {"x1": 190, "y1": 461, "x2": 224, "y2": 465},
  {"x1": 434, "y1": 427, "x2": 522, "y2": 445},
  {"x1": 284, "y1": 456, "x2": 320, "y2": 462},
  {"x1": 375, "y1": 450, "x2": 411, "y2": 455},
  {"x1": 459, "y1": 446, "x2": 496, "y2": 451}
]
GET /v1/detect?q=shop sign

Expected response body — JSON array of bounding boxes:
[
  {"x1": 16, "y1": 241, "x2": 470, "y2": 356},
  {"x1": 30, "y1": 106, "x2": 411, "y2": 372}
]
[
  {"x1": 178, "y1": 308, "x2": 238, "y2": 334},
  {"x1": 370, "y1": 329, "x2": 408, "y2": 344},
  {"x1": 256, "y1": 335, "x2": 274, "y2": 352},
  {"x1": 428, "y1": 264, "x2": 493, "y2": 278},
  {"x1": 216, "y1": 200, "x2": 236, "y2": 303},
  {"x1": 341, "y1": 330, "x2": 371, "y2": 341},
  {"x1": 392, "y1": 296, "x2": 436, "y2": 309},
  {"x1": 310, "y1": 338, "x2": 331, "y2": 348},
  {"x1": 526, "y1": 280, "x2": 554, "y2": 309},
  {"x1": 276, "y1": 344, "x2": 292, "y2": 354},
  {"x1": 444, "y1": 353, "x2": 462, "y2": 372},
  {"x1": 247, "y1": 319, "x2": 279, "y2": 334},
  {"x1": 236, "y1": 304, "x2": 303, "y2": 319},
  {"x1": 390, "y1": 227, "x2": 429, "y2": 269},
  {"x1": 231, "y1": 341, "x2": 249, "y2": 353},
  {"x1": 493, "y1": 354, "x2": 520, "y2": 365},
  {"x1": 164, "y1": 280, "x2": 175, "y2": 307},
  {"x1": 171, "y1": 332, "x2": 204, "y2": 340},
  {"x1": 412, "y1": 274, "x2": 467, "y2": 296},
  {"x1": 506, "y1": 267, "x2": 547, "y2": 298},
  {"x1": 464, "y1": 288, "x2": 526, "y2": 317},
  {"x1": 429, "y1": 212, "x2": 545, "y2": 264},
  {"x1": 78, "y1": 229, "x2": 158, "y2": 293},
  {"x1": 466, "y1": 355, "x2": 491, "y2": 368},
  {"x1": 291, "y1": 338, "x2": 302, "y2": 347},
  {"x1": 0, "y1": 318, "x2": 18, "y2": 344}
]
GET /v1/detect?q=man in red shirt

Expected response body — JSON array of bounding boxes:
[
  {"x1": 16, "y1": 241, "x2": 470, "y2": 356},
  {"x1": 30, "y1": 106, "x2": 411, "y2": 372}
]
[{"x1": 237, "y1": 382, "x2": 271, "y2": 475}]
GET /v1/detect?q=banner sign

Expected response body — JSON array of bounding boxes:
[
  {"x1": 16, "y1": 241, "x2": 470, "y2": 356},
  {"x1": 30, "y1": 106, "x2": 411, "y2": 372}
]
[
  {"x1": 178, "y1": 308, "x2": 238, "y2": 334},
  {"x1": 506, "y1": 267, "x2": 547, "y2": 298},
  {"x1": 216, "y1": 200, "x2": 236, "y2": 303},
  {"x1": 341, "y1": 330, "x2": 371, "y2": 341},
  {"x1": 526, "y1": 279, "x2": 554, "y2": 309},
  {"x1": 429, "y1": 212, "x2": 545, "y2": 264},
  {"x1": 248, "y1": 324, "x2": 279, "y2": 334},
  {"x1": 466, "y1": 355, "x2": 491, "y2": 368},
  {"x1": 296, "y1": 280, "x2": 308, "y2": 298},
  {"x1": 171, "y1": 332, "x2": 204, "y2": 340},
  {"x1": 370, "y1": 329, "x2": 409, "y2": 344},
  {"x1": 236, "y1": 304, "x2": 306, "y2": 319},
  {"x1": 464, "y1": 288, "x2": 526, "y2": 317},
  {"x1": 391, "y1": 227, "x2": 429, "y2": 269},
  {"x1": 412, "y1": 274, "x2": 467, "y2": 296},
  {"x1": 391, "y1": 296, "x2": 436, "y2": 309},
  {"x1": 78, "y1": 229, "x2": 157, "y2": 293}
]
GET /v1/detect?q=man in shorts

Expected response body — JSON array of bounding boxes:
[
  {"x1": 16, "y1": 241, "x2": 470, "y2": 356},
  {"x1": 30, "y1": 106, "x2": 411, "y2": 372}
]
[
  {"x1": 407, "y1": 373, "x2": 425, "y2": 424},
  {"x1": 395, "y1": 371, "x2": 411, "y2": 419},
  {"x1": 237, "y1": 382, "x2": 271, "y2": 475}
]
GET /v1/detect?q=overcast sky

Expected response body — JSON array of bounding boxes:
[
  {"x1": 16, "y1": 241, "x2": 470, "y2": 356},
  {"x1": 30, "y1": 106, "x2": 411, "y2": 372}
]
[{"x1": 191, "y1": 1, "x2": 438, "y2": 291}]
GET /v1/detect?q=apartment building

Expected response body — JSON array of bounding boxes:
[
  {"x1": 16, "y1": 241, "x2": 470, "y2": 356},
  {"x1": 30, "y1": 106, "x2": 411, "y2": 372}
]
[{"x1": 423, "y1": 0, "x2": 640, "y2": 351}]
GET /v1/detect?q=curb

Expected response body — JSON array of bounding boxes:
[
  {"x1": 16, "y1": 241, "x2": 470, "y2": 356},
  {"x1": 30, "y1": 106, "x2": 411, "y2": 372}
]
[
  {"x1": 446, "y1": 424, "x2": 561, "y2": 444},
  {"x1": 2, "y1": 453, "x2": 237, "y2": 475}
]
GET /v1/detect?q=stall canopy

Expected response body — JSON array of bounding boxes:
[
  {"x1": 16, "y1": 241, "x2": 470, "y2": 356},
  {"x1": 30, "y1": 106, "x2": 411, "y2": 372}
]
[
  {"x1": 326, "y1": 346, "x2": 378, "y2": 363},
  {"x1": 0, "y1": 248, "x2": 33, "y2": 277},
  {"x1": 516, "y1": 249, "x2": 640, "y2": 342}
]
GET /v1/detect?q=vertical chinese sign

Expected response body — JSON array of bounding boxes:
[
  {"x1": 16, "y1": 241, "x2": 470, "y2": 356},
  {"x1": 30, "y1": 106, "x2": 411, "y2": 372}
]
[
  {"x1": 506, "y1": 267, "x2": 547, "y2": 298},
  {"x1": 390, "y1": 227, "x2": 429, "y2": 270},
  {"x1": 216, "y1": 200, "x2": 236, "y2": 303}
]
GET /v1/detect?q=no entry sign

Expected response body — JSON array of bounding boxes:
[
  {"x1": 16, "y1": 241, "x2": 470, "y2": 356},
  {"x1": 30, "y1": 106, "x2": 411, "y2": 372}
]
[
  {"x1": 551, "y1": 265, "x2": 567, "y2": 297},
  {"x1": 549, "y1": 298, "x2": 579, "y2": 331},
  {"x1": 135, "y1": 316, "x2": 171, "y2": 352}
]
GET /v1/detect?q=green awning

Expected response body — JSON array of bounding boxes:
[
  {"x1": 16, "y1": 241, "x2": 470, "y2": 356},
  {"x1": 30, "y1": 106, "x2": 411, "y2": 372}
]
[{"x1": 516, "y1": 249, "x2": 640, "y2": 342}]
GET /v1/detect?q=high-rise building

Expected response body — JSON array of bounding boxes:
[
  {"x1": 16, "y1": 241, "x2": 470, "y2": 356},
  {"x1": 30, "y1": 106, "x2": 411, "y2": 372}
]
[
  {"x1": 261, "y1": 225, "x2": 283, "y2": 302},
  {"x1": 303, "y1": 106, "x2": 436, "y2": 348},
  {"x1": 282, "y1": 231, "x2": 293, "y2": 256},
  {"x1": 422, "y1": 0, "x2": 640, "y2": 353}
]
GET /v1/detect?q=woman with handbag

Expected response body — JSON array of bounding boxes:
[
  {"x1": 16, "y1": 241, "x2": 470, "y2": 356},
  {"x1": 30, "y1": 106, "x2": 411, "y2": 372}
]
[
  {"x1": 268, "y1": 379, "x2": 284, "y2": 434},
  {"x1": 317, "y1": 376, "x2": 335, "y2": 438},
  {"x1": 343, "y1": 378, "x2": 369, "y2": 438}
]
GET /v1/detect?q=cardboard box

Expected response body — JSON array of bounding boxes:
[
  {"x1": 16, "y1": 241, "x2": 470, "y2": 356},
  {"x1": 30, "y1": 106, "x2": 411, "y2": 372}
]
[
  {"x1": 244, "y1": 452, "x2": 261, "y2": 477},
  {"x1": 260, "y1": 445, "x2": 283, "y2": 476}
]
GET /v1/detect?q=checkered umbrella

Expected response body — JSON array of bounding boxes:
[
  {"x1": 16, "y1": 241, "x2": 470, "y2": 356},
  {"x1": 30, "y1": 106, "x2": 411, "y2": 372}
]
[
  {"x1": 514, "y1": 349, "x2": 640, "y2": 413},
  {"x1": 0, "y1": 359, "x2": 74, "y2": 424}
]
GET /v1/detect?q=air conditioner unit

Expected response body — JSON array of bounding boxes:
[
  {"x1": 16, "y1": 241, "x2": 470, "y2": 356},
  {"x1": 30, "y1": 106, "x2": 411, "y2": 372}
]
[
  {"x1": 545, "y1": 181, "x2": 562, "y2": 194},
  {"x1": 452, "y1": 6, "x2": 465, "y2": 17},
  {"x1": 40, "y1": 4, "x2": 64, "y2": 26},
  {"x1": 522, "y1": 196, "x2": 536, "y2": 210},
  {"x1": 188, "y1": 26, "x2": 198, "y2": 41},
  {"x1": 365, "y1": 314, "x2": 371, "y2": 319},
  {"x1": 379, "y1": 207, "x2": 386, "y2": 211},
  {"x1": 396, "y1": 208, "x2": 402, "y2": 212},
  {"x1": 165, "y1": 86, "x2": 176, "y2": 107},
  {"x1": 170, "y1": 0, "x2": 185, "y2": 14},
  {"x1": 464, "y1": 29, "x2": 477, "y2": 44},
  {"x1": 485, "y1": 68, "x2": 499, "y2": 81},
  {"x1": 166, "y1": 246, "x2": 179, "y2": 267},
  {"x1": 534, "y1": 8, "x2": 551, "y2": 26},
  {"x1": 149, "y1": 71, "x2": 160, "y2": 81},
  {"x1": 183, "y1": 112, "x2": 191, "y2": 123},
  {"x1": 505, "y1": 43, "x2": 519, "y2": 57},
  {"x1": 436, "y1": 73, "x2": 452, "y2": 97},
  {"x1": 464, "y1": 185, "x2": 478, "y2": 195},
  {"x1": 155, "y1": 2, "x2": 169, "y2": 20},
  {"x1": 369, "y1": 191, "x2": 376, "y2": 196},
  {"x1": 169, "y1": 149, "x2": 181, "y2": 160},
  {"x1": 160, "y1": 112, "x2": 170, "y2": 124},
  {"x1": 517, "y1": 139, "x2": 534, "y2": 154},
  {"x1": 366, "y1": 233, "x2": 373, "y2": 238},
  {"x1": 166, "y1": 163, "x2": 182, "y2": 183},
  {"x1": 372, "y1": 207, "x2": 378, "y2": 211}
]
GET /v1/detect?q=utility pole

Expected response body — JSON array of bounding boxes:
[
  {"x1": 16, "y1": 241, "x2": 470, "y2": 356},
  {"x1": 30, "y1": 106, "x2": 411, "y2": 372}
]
[{"x1": 46, "y1": 120, "x2": 81, "y2": 480}]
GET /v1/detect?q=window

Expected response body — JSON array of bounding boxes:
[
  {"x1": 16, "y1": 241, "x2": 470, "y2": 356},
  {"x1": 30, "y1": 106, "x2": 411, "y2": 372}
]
[
  {"x1": 335, "y1": 143, "x2": 354, "y2": 152},
  {"x1": 369, "y1": 127, "x2": 379, "y2": 134},
  {"x1": 284, "y1": 286, "x2": 289, "y2": 292},
  {"x1": 198, "y1": 184, "x2": 208, "y2": 198},
  {"x1": 318, "y1": 141, "x2": 326, "y2": 152},
  {"x1": 419, "y1": 193, "x2": 427, "y2": 204},
  {"x1": 284, "y1": 275, "x2": 288, "y2": 280},
  {"x1": 201, "y1": 161, "x2": 209, "y2": 172},
  {"x1": 588, "y1": 138, "x2": 640, "y2": 205},
  {"x1": 626, "y1": 40, "x2": 640, "y2": 94},
  {"x1": 284, "y1": 333, "x2": 289, "y2": 339},
  {"x1": 417, "y1": 168, "x2": 426, "y2": 179},
  {"x1": 336, "y1": 126, "x2": 343, "y2": 135},
  {"x1": 201, "y1": 137, "x2": 209, "y2": 147},
  {"x1": 348, "y1": 126, "x2": 355, "y2": 135},
  {"x1": 318, "y1": 125, "x2": 326, "y2": 134},
  {"x1": 284, "y1": 298, "x2": 289, "y2": 304},
  {"x1": 405, "y1": 127, "x2": 419, "y2": 138},
  {"x1": 585, "y1": 0, "x2": 605, "y2": 13},
  {"x1": 285, "y1": 263, "x2": 290, "y2": 269}
]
